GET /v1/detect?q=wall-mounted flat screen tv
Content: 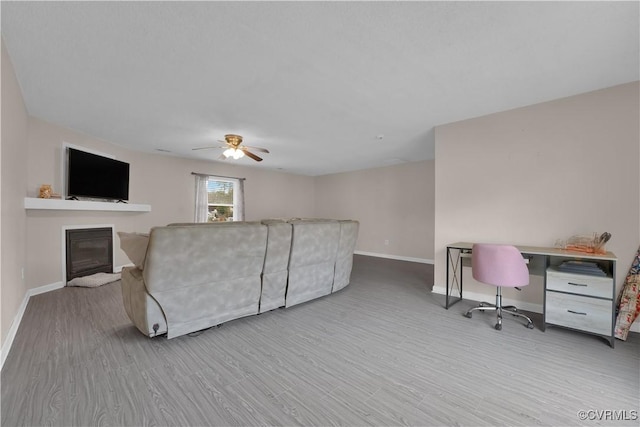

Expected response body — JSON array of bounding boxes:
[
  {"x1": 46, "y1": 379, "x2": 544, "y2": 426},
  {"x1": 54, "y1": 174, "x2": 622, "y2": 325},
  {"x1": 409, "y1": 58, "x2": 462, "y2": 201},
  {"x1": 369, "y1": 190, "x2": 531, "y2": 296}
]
[{"x1": 67, "y1": 147, "x2": 130, "y2": 201}]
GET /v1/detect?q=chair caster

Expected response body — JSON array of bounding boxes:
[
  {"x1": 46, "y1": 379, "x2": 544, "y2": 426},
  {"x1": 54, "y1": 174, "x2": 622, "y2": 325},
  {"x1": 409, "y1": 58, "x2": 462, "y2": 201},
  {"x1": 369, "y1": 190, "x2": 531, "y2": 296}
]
[
  {"x1": 494, "y1": 323, "x2": 502, "y2": 331},
  {"x1": 526, "y1": 322, "x2": 534, "y2": 329},
  {"x1": 464, "y1": 312, "x2": 473, "y2": 319}
]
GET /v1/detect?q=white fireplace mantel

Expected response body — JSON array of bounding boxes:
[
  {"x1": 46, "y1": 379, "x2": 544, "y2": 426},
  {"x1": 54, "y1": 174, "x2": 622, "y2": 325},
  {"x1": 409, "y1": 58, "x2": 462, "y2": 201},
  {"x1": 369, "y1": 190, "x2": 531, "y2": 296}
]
[{"x1": 24, "y1": 197, "x2": 151, "y2": 212}]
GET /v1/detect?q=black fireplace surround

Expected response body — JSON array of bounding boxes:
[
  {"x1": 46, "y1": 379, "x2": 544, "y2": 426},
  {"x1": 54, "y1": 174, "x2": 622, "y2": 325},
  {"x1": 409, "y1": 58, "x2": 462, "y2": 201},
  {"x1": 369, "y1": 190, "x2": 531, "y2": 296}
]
[{"x1": 65, "y1": 227, "x2": 113, "y2": 281}]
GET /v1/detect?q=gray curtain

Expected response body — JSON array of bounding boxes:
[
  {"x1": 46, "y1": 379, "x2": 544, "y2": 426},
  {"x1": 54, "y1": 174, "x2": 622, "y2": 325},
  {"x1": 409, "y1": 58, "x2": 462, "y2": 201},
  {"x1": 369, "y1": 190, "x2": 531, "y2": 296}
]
[
  {"x1": 194, "y1": 174, "x2": 208, "y2": 222},
  {"x1": 237, "y1": 178, "x2": 245, "y2": 221}
]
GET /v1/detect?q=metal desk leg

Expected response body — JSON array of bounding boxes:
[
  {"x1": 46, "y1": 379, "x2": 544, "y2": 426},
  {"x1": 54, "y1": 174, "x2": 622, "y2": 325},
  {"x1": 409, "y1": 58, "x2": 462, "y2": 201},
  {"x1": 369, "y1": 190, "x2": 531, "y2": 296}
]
[
  {"x1": 542, "y1": 255, "x2": 548, "y2": 332},
  {"x1": 446, "y1": 247, "x2": 463, "y2": 309}
]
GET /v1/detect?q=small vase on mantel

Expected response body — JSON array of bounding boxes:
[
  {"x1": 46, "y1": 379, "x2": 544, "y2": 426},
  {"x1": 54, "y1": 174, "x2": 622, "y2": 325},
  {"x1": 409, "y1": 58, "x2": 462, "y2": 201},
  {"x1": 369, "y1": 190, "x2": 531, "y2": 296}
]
[{"x1": 38, "y1": 184, "x2": 52, "y2": 199}]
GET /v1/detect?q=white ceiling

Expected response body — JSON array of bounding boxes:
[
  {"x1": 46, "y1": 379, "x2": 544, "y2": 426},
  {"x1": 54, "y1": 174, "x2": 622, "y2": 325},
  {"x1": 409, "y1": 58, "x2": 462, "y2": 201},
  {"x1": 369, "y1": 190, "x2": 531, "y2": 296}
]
[{"x1": 2, "y1": 1, "x2": 638, "y2": 176}]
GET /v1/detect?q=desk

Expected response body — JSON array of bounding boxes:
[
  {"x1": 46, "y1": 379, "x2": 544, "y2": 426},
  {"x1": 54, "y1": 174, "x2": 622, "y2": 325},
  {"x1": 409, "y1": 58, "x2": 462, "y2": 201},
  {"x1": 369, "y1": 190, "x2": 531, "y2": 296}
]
[{"x1": 446, "y1": 242, "x2": 617, "y2": 347}]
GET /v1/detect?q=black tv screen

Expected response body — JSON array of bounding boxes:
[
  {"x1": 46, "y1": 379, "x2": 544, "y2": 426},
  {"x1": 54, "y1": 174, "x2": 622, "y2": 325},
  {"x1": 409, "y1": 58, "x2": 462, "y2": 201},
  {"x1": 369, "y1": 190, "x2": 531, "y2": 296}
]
[{"x1": 67, "y1": 148, "x2": 130, "y2": 201}]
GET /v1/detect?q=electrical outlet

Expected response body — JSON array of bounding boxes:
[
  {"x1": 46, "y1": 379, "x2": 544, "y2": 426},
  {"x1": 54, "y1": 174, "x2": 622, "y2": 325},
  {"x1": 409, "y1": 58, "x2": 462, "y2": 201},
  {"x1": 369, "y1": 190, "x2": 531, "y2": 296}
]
[
  {"x1": 21, "y1": 267, "x2": 25, "y2": 281},
  {"x1": 384, "y1": 239, "x2": 389, "y2": 245}
]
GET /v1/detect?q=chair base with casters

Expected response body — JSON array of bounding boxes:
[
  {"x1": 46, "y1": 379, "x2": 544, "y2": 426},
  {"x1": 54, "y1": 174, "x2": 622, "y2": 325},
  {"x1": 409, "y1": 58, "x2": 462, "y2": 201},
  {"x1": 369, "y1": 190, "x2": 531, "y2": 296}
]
[{"x1": 464, "y1": 287, "x2": 534, "y2": 330}]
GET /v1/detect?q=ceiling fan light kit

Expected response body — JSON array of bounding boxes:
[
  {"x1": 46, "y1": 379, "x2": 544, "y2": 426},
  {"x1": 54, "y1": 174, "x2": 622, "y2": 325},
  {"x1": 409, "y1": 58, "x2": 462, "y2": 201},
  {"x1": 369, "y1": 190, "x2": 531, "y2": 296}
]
[
  {"x1": 223, "y1": 148, "x2": 245, "y2": 159},
  {"x1": 193, "y1": 134, "x2": 268, "y2": 162}
]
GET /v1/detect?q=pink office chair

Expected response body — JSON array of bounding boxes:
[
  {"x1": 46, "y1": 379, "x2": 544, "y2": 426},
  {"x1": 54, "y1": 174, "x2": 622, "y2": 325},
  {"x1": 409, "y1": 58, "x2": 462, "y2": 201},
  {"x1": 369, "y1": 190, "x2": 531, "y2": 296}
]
[{"x1": 464, "y1": 244, "x2": 534, "y2": 330}]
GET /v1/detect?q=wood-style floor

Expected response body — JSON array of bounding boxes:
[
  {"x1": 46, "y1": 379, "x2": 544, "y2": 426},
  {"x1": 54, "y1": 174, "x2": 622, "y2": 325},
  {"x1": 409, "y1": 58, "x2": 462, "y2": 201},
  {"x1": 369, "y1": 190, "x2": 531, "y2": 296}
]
[{"x1": 2, "y1": 255, "x2": 639, "y2": 426}]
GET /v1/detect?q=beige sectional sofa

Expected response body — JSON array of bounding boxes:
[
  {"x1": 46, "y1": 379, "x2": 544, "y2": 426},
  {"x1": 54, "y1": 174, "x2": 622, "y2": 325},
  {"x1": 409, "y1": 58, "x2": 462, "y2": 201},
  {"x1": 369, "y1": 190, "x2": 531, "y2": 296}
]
[{"x1": 119, "y1": 219, "x2": 359, "y2": 338}]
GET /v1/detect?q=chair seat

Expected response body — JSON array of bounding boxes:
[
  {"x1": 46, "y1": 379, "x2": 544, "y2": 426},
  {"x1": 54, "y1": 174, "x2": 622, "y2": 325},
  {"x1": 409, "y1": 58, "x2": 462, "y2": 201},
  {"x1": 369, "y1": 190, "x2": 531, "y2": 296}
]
[{"x1": 465, "y1": 244, "x2": 534, "y2": 330}]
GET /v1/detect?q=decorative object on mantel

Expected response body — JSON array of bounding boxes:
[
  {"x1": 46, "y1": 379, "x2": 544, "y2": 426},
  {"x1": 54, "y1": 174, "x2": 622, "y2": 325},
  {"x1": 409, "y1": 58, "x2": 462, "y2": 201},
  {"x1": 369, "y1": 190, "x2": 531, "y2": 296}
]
[
  {"x1": 614, "y1": 246, "x2": 640, "y2": 341},
  {"x1": 67, "y1": 272, "x2": 121, "y2": 288},
  {"x1": 38, "y1": 184, "x2": 52, "y2": 199}
]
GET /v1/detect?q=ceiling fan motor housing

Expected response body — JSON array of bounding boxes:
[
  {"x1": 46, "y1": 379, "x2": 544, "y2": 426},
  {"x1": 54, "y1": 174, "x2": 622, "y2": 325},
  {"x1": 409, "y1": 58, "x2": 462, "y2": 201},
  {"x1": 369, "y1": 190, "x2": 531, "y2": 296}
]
[{"x1": 225, "y1": 134, "x2": 243, "y2": 147}]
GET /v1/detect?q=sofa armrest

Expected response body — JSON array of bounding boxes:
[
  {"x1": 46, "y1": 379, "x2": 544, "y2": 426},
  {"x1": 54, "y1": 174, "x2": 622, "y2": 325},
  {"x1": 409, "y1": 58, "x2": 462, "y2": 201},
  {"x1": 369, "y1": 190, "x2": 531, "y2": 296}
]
[{"x1": 121, "y1": 267, "x2": 167, "y2": 336}]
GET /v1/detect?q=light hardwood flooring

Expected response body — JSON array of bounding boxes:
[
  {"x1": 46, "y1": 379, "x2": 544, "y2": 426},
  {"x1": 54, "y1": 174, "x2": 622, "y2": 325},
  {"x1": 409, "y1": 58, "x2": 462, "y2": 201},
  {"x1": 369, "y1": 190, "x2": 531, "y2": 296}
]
[{"x1": 2, "y1": 255, "x2": 639, "y2": 426}]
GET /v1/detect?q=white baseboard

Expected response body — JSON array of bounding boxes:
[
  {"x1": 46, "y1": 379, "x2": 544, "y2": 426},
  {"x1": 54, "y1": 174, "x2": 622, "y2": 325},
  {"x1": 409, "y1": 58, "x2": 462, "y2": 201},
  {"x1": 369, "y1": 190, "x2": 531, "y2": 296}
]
[
  {"x1": 1, "y1": 290, "x2": 30, "y2": 370},
  {"x1": 0, "y1": 281, "x2": 64, "y2": 370},
  {"x1": 29, "y1": 281, "x2": 65, "y2": 296},
  {"x1": 432, "y1": 286, "x2": 640, "y2": 333},
  {"x1": 1, "y1": 265, "x2": 127, "y2": 371},
  {"x1": 354, "y1": 251, "x2": 434, "y2": 264}
]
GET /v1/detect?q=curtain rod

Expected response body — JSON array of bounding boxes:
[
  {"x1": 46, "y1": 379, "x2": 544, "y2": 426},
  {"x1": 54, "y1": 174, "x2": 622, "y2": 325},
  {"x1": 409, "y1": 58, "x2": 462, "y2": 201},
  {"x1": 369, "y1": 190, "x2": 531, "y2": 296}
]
[{"x1": 191, "y1": 172, "x2": 246, "y2": 181}]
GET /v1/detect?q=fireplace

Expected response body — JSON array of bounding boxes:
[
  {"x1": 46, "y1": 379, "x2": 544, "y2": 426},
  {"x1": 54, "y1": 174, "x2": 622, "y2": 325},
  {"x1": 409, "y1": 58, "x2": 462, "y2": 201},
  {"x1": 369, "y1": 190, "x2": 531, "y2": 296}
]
[{"x1": 65, "y1": 227, "x2": 113, "y2": 282}]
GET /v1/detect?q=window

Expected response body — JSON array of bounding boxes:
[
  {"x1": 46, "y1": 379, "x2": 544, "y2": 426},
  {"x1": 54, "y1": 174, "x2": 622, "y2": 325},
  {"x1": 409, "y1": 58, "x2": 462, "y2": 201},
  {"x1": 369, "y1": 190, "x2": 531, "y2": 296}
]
[
  {"x1": 206, "y1": 179, "x2": 235, "y2": 221},
  {"x1": 194, "y1": 174, "x2": 244, "y2": 222}
]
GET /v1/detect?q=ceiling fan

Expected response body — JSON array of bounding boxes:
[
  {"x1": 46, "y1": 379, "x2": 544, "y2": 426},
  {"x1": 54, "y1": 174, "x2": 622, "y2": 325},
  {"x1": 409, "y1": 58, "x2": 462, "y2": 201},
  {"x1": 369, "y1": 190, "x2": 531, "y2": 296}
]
[{"x1": 192, "y1": 134, "x2": 269, "y2": 162}]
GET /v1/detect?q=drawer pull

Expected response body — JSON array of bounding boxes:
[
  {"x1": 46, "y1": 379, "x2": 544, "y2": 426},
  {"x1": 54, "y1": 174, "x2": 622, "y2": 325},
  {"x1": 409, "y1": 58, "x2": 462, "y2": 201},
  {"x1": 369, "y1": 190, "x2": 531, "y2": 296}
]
[
  {"x1": 568, "y1": 282, "x2": 588, "y2": 287},
  {"x1": 567, "y1": 310, "x2": 587, "y2": 316}
]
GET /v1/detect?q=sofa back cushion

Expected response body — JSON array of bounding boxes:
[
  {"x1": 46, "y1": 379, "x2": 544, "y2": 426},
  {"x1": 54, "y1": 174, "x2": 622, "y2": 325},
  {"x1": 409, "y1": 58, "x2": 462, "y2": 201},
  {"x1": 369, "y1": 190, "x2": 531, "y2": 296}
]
[
  {"x1": 142, "y1": 222, "x2": 268, "y2": 338},
  {"x1": 286, "y1": 219, "x2": 341, "y2": 306},
  {"x1": 259, "y1": 220, "x2": 293, "y2": 312},
  {"x1": 333, "y1": 220, "x2": 360, "y2": 292},
  {"x1": 143, "y1": 222, "x2": 267, "y2": 292}
]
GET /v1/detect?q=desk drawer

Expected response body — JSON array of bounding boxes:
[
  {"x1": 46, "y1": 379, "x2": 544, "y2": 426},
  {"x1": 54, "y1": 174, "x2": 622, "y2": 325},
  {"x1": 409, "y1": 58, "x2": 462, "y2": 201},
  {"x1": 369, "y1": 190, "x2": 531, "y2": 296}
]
[
  {"x1": 545, "y1": 292, "x2": 612, "y2": 336},
  {"x1": 546, "y1": 268, "x2": 613, "y2": 298}
]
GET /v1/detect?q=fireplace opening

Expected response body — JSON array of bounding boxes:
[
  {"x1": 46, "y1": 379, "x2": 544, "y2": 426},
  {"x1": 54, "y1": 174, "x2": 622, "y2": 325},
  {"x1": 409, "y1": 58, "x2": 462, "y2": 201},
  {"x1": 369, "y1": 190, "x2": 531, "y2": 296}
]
[{"x1": 66, "y1": 227, "x2": 113, "y2": 282}]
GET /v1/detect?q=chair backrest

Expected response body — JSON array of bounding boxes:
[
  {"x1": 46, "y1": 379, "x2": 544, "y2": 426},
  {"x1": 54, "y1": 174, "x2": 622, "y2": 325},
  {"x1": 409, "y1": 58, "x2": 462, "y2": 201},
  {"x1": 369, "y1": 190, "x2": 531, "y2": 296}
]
[{"x1": 471, "y1": 244, "x2": 529, "y2": 288}]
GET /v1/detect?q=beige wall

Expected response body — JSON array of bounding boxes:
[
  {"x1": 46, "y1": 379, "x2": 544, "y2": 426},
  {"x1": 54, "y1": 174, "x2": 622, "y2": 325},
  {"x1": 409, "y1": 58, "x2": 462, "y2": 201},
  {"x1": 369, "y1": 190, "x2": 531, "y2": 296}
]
[
  {"x1": 23, "y1": 118, "x2": 435, "y2": 294},
  {"x1": 315, "y1": 160, "x2": 435, "y2": 261},
  {"x1": 434, "y1": 82, "x2": 640, "y2": 309},
  {"x1": 1, "y1": 39, "x2": 29, "y2": 345},
  {"x1": 24, "y1": 117, "x2": 316, "y2": 289},
  {"x1": 6, "y1": 106, "x2": 436, "y2": 354}
]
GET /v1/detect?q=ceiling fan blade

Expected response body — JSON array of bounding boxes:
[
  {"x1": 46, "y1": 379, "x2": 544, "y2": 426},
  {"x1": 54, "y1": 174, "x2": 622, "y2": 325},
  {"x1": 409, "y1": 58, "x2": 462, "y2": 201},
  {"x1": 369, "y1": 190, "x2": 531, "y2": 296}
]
[
  {"x1": 192, "y1": 146, "x2": 221, "y2": 151},
  {"x1": 242, "y1": 149, "x2": 263, "y2": 162},
  {"x1": 243, "y1": 145, "x2": 270, "y2": 153},
  {"x1": 217, "y1": 153, "x2": 227, "y2": 160}
]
